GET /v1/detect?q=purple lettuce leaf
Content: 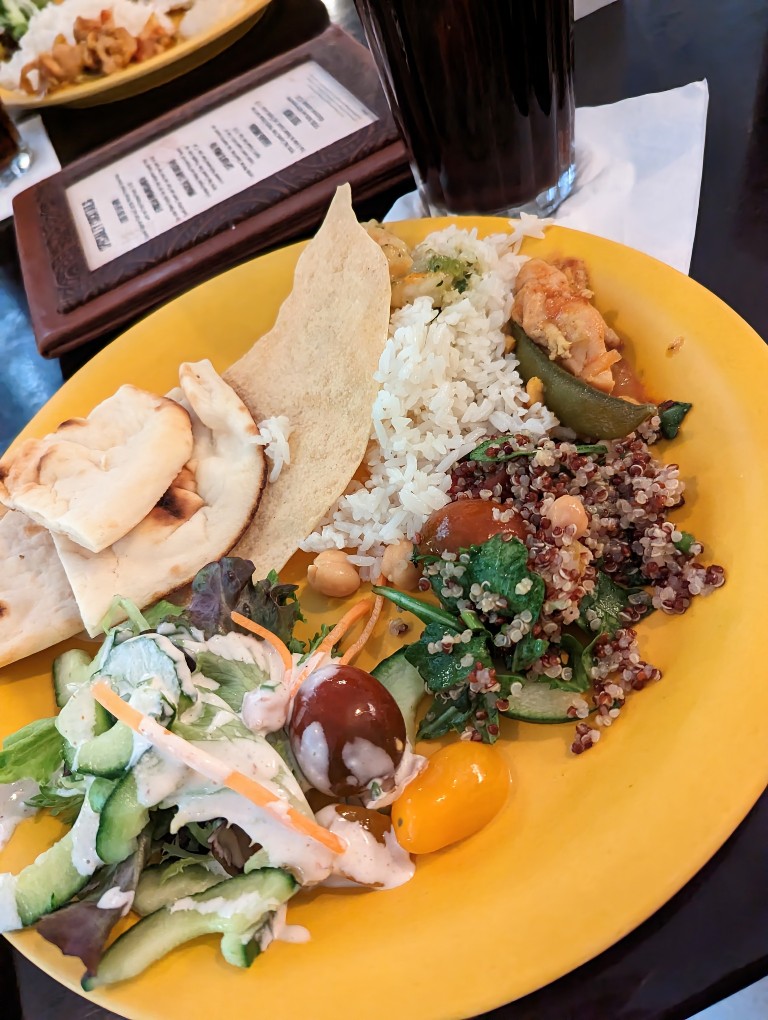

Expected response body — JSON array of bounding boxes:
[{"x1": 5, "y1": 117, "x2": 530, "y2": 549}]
[{"x1": 35, "y1": 831, "x2": 150, "y2": 976}]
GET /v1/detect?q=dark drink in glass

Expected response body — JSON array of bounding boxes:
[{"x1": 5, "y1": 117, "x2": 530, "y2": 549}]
[
  {"x1": 0, "y1": 102, "x2": 30, "y2": 186},
  {"x1": 355, "y1": 0, "x2": 576, "y2": 216}
]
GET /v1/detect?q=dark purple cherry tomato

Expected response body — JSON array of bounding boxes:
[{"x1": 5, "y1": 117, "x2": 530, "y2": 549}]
[{"x1": 289, "y1": 664, "x2": 406, "y2": 798}]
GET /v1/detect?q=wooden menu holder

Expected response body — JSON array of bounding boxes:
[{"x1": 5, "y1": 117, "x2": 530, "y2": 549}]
[{"x1": 14, "y1": 26, "x2": 410, "y2": 358}]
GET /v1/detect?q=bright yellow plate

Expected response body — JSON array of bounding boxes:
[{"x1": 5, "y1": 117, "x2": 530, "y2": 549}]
[
  {"x1": 3, "y1": 221, "x2": 768, "y2": 1019},
  {"x1": 0, "y1": 0, "x2": 272, "y2": 109}
]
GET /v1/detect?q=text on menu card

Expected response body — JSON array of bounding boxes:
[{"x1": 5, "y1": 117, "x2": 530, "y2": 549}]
[{"x1": 66, "y1": 62, "x2": 378, "y2": 272}]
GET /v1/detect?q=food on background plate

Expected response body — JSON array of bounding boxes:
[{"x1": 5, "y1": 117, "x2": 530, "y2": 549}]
[
  {"x1": 0, "y1": 0, "x2": 246, "y2": 96},
  {"x1": 0, "y1": 188, "x2": 727, "y2": 993},
  {"x1": 0, "y1": 385, "x2": 193, "y2": 552}
]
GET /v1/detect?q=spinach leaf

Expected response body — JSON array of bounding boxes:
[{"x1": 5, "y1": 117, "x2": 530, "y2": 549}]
[
  {"x1": 658, "y1": 400, "x2": 692, "y2": 439},
  {"x1": 511, "y1": 633, "x2": 549, "y2": 673},
  {"x1": 673, "y1": 530, "x2": 696, "y2": 554},
  {"x1": 465, "y1": 535, "x2": 545, "y2": 619},
  {"x1": 546, "y1": 634, "x2": 592, "y2": 693},
  {"x1": 578, "y1": 571, "x2": 650, "y2": 637},
  {"x1": 0, "y1": 717, "x2": 64, "y2": 785},
  {"x1": 404, "y1": 623, "x2": 491, "y2": 693},
  {"x1": 417, "y1": 689, "x2": 473, "y2": 741}
]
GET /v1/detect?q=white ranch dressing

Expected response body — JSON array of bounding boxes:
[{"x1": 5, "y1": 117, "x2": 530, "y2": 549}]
[
  {"x1": 257, "y1": 903, "x2": 310, "y2": 949},
  {"x1": 147, "y1": 634, "x2": 197, "y2": 699},
  {"x1": 364, "y1": 743, "x2": 427, "y2": 809},
  {"x1": 170, "y1": 889, "x2": 270, "y2": 919},
  {"x1": 242, "y1": 684, "x2": 291, "y2": 736},
  {"x1": 0, "y1": 780, "x2": 38, "y2": 851},
  {"x1": 295, "y1": 722, "x2": 330, "y2": 793},
  {"x1": 315, "y1": 807, "x2": 415, "y2": 890},
  {"x1": 96, "y1": 887, "x2": 135, "y2": 915},
  {"x1": 70, "y1": 794, "x2": 103, "y2": 877},
  {"x1": 0, "y1": 873, "x2": 20, "y2": 932},
  {"x1": 341, "y1": 739, "x2": 395, "y2": 787},
  {"x1": 133, "y1": 750, "x2": 189, "y2": 808}
]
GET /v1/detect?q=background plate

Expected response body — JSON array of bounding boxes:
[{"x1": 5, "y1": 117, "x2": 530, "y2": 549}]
[
  {"x1": 2, "y1": 221, "x2": 768, "y2": 1019},
  {"x1": 0, "y1": 0, "x2": 272, "y2": 109}
]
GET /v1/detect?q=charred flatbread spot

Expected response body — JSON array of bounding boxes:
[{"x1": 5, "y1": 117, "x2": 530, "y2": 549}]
[
  {"x1": 57, "y1": 418, "x2": 86, "y2": 429},
  {"x1": 150, "y1": 485, "x2": 205, "y2": 529},
  {"x1": 155, "y1": 487, "x2": 186, "y2": 520},
  {"x1": 0, "y1": 464, "x2": 7, "y2": 482},
  {"x1": 0, "y1": 601, "x2": 7, "y2": 618}
]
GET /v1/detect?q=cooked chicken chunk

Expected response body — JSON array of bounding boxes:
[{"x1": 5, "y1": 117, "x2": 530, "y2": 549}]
[{"x1": 511, "y1": 258, "x2": 622, "y2": 393}]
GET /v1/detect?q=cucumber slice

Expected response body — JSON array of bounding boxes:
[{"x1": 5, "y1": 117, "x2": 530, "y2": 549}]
[
  {"x1": 71, "y1": 722, "x2": 134, "y2": 779},
  {"x1": 98, "y1": 636, "x2": 181, "y2": 705},
  {"x1": 52, "y1": 649, "x2": 93, "y2": 708},
  {"x1": 502, "y1": 681, "x2": 589, "y2": 724},
  {"x1": 134, "y1": 863, "x2": 224, "y2": 917},
  {"x1": 83, "y1": 869, "x2": 296, "y2": 989},
  {"x1": 220, "y1": 929, "x2": 262, "y2": 968},
  {"x1": 96, "y1": 772, "x2": 148, "y2": 866},
  {"x1": 88, "y1": 777, "x2": 117, "y2": 813},
  {"x1": 57, "y1": 684, "x2": 112, "y2": 753},
  {"x1": 14, "y1": 830, "x2": 89, "y2": 927},
  {"x1": 371, "y1": 647, "x2": 425, "y2": 743}
]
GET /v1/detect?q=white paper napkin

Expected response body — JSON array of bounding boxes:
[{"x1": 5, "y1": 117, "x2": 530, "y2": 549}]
[
  {"x1": 385, "y1": 81, "x2": 709, "y2": 275},
  {"x1": 0, "y1": 114, "x2": 61, "y2": 221}
]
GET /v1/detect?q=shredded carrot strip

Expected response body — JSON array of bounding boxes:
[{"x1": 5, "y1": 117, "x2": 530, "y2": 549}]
[
  {"x1": 340, "y1": 578, "x2": 385, "y2": 666},
  {"x1": 91, "y1": 681, "x2": 344, "y2": 855},
  {"x1": 230, "y1": 612, "x2": 293, "y2": 676},
  {"x1": 290, "y1": 597, "x2": 373, "y2": 696}
]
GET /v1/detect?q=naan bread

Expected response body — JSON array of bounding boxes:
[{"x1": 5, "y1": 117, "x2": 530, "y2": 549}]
[
  {"x1": 0, "y1": 508, "x2": 82, "y2": 668},
  {"x1": 54, "y1": 361, "x2": 267, "y2": 636},
  {"x1": 0, "y1": 387, "x2": 194, "y2": 553},
  {"x1": 225, "y1": 183, "x2": 391, "y2": 577}
]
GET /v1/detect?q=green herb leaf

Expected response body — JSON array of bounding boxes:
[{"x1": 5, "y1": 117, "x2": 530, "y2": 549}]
[
  {"x1": 417, "y1": 689, "x2": 473, "y2": 741},
  {"x1": 658, "y1": 400, "x2": 692, "y2": 439},
  {"x1": 159, "y1": 855, "x2": 212, "y2": 884},
  {"x1": 26, "y1": 783, "x2": 84, "y2": 825},
  {"x1": 673, "y1": 531, "x2": 696, "y2": 554},
  {"x1": 404, "y1": 623, "x2": 491, "y2": 693},
  {"x1": 0, "y1": 718, "x2": 64, "y2": 785},
  {"x1": 578, "y1": 571, "x2": 650, "y2": 636},
  {"x1": 468, "y1": 436, "x2": 607, "y2": 464},
  {"x1": 424, "y1": 252, "x2": 473, "y2": 292},
  {"x1": 298, "y1": 623, "x2": 342, "y2": 665}
]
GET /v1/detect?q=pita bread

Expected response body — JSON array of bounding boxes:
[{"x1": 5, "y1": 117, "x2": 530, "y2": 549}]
[
  {"x1": 54, "y1": 360, "x2": 267, "y2": 636},
  {"x1": 0, "y1": 387, "x2": 194, "y2": 554},
  {"x1": 0, "y1": 508, "x2": 83, "y2": 668},
  {"x1": 224, "y1": 184, "x2": 391, "y2": 577}
]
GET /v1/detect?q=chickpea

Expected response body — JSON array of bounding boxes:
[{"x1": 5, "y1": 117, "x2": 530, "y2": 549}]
[
  {"x1": 525, "y1": 376, "x2": 544, "y2": 405},
  {"x1": 380, "y1": 539, "x2": 420, "y2": 590},
  {"x1": 545, "y1": 494, "x2": 589, "y2": 538},
  {"x1": 307, "y1": 550, "x2": 361, "y2": 598}
]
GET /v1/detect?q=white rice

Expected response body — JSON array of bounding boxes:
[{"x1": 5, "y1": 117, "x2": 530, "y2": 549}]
[
  {"x1": 0, "y1": 0, "x2": 231, "y2": 91},
  {"x1": 302, "y1": 217, "x2": 557, "y2": 578},
  {"x1": 255, "y1": 416, "x2": 293, "y2": 485}
]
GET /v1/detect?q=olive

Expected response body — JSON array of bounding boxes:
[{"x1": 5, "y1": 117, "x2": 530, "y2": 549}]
[
  {"x1": 324, "y1": 804, "x2": 391, "y2": 845},
  {"x1": 289, "y1": 664, "x2": 406, "y2": 798},
  {"x1": 418, "y1": 499, "x2": 526, "y2": 556}
]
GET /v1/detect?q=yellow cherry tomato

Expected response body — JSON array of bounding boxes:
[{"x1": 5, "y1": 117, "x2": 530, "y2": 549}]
[{"x1": 392, "y1": 741, "x2": 510, "y2": 854}]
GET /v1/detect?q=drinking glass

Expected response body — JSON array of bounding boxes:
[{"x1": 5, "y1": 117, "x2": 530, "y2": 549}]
[
  {"x1": 354, "y1": 0, "x2": 576, "y2": 217},
  {"x1": 0, "y1": 103, "x2": 31, "y2": 187}
]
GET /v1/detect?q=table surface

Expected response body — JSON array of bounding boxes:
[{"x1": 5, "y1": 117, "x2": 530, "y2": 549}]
[{"x1": 2, "y1": 0, "x2": 768, "y2": 1017}]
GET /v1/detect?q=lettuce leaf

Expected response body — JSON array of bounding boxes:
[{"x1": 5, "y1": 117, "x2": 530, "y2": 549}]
[
  {"x1": 36, "y1": 830, "x2": 150, "y2": 977},
  {"x1": 194, "y1": 652, "x2": 270, "y2": 712},
  {"x1": 0, "y1": 718, "x2": 64, "y2": 784}
]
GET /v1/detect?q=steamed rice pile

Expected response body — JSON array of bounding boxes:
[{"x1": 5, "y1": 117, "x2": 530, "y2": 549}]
[{"x1": 302, "y1": 218, "x2": 556, "y2": 577}]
